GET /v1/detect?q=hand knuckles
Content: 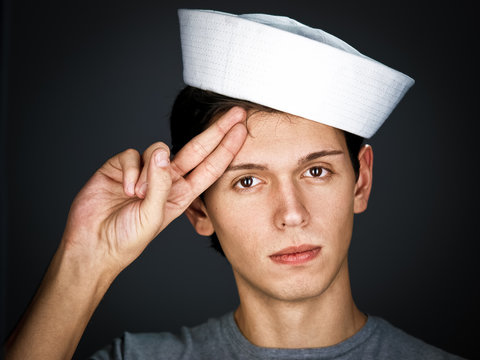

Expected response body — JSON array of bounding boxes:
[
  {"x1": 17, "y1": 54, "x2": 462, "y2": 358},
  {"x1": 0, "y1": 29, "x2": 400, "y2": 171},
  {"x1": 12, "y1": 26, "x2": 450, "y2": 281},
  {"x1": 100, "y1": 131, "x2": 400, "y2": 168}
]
[
  {"x1": 123, "y1": 148, "x2": 139, "y2": 158},
  {"x1": 213, "y1": 117, "x2": 229, "y2": 134},
  {"x1": 190, "y1": 139, "x2": 209, "y2": 158},
  {"x1": 170, "y1": 160, "x2": 186, "y2": 176},
  {"x1": 203, "y1": 159, "x2": 222, "y2": 178},
  {"x1": 218, "y1": 141, "x2": 236, "y2": 158}
]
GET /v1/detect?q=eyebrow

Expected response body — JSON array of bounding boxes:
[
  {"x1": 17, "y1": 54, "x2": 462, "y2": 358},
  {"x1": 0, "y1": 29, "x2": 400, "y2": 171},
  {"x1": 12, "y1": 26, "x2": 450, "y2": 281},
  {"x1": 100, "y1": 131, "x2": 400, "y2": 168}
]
[
  {"x1": 297, "y1": 150, "x2": 344, "y2": 165},
  {"x1": 225, "y1": 163, "x2": 268, "y2": 172},
  {"x1": 225, "y1": 150, "x2": 344, "y2": 173}
]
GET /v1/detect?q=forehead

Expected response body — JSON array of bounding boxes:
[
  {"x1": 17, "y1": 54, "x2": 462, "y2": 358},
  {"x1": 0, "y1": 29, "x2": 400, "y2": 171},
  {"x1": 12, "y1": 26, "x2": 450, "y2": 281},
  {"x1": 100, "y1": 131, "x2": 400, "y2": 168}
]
[{"x1": 231, "y1": 111, "x2": 347, "y2": 163}]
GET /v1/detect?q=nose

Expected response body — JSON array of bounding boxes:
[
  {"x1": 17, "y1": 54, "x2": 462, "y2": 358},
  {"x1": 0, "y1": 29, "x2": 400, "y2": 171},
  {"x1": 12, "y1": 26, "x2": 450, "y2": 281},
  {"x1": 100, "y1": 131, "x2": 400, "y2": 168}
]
[{"x1": 273, "y1": 180, "x2": 310, "y2": 230}]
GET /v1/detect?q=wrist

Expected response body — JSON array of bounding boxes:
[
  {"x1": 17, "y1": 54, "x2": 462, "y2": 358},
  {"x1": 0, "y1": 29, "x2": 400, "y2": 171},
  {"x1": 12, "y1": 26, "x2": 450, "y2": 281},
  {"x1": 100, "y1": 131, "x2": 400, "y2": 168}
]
[{"x1": 51, "y1": 240, "x2": 118, "y2": 301}]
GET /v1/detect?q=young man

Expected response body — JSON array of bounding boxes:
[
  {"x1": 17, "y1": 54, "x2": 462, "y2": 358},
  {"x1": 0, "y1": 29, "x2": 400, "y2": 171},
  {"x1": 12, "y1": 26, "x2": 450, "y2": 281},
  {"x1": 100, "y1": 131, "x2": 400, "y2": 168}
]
[{"x1": 5, "y1": 9, "x2": 466, "y2": 360}]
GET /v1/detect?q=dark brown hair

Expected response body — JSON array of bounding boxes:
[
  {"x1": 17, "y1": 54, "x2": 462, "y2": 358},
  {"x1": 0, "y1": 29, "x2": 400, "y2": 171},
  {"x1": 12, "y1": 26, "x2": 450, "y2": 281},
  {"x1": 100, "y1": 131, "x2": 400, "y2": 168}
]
[{"x1": 170, "y1": 86, "x2": 364, "y2": 256}]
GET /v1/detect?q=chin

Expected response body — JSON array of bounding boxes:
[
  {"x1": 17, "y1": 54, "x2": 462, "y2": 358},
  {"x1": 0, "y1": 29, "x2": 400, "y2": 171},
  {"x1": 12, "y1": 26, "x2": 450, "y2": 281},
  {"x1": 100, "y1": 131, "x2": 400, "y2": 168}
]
[
  {"x1": 262, "y1": 260, "x2": 350, "y2": 303},
  {"x1": 264, "y1": 277, "x2": 332, "y2": 303},
  {"x1": 268, "y1": 288, "x2": 328, "y2": 303}
]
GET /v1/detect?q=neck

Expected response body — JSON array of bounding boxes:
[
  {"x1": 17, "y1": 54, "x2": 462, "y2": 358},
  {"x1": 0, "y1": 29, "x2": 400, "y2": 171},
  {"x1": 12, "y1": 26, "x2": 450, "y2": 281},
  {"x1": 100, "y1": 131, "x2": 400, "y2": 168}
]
[{"x1": 233, "y1": 261, "x2": 366, "y2": 349}]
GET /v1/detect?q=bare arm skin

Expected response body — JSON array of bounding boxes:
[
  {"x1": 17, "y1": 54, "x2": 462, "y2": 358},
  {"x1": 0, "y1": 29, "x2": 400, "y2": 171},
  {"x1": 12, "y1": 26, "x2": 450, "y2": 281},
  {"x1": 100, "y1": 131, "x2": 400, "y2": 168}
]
[{"x1": 4, "y1": 107, "x2": 247, "y2": 360}]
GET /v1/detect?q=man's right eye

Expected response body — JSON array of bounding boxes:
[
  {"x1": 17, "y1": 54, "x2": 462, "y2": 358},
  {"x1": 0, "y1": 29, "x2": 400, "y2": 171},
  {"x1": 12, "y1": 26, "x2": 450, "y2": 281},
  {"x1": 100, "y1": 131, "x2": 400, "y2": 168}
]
[{"x1": 234, "y1": 176, "x2": 261, "y2": 189}]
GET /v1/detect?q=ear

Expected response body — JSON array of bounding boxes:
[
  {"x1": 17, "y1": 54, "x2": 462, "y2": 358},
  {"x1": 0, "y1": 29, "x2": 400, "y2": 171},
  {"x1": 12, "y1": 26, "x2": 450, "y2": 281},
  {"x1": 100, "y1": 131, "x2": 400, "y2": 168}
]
[
  {"x1": 353, "y1": 144, "x2": 374, "y2": 214},
  {"x1": 185, "y1": 197, "x2": 215, "y2": 236}
]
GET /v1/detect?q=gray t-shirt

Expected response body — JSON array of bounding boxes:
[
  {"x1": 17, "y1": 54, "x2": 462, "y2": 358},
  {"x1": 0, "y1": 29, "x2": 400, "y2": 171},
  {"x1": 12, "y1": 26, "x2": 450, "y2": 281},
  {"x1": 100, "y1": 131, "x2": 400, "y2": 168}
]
[{"x1": 89, "y1": 312, "x2": 465, "y2": 359}]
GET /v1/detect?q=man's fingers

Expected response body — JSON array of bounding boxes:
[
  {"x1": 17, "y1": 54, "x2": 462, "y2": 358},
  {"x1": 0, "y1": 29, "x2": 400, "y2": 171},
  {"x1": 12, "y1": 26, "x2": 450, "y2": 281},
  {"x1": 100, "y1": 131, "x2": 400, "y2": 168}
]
[
  {"x1": 139, "y1": 148, "x2": 172, "y2": 235},
  {"x1": 135, "y1": 142, "x2": 170, "y2": 198},
  {"x1": 118, "y1": 149, "x2": 141, "y2": 197},
  {"x1": 171, "y1": 107, "x2": 247, "y2": 177},
  {"x1": 186, "y1": 122, "x2": 247, "y2": 198}
]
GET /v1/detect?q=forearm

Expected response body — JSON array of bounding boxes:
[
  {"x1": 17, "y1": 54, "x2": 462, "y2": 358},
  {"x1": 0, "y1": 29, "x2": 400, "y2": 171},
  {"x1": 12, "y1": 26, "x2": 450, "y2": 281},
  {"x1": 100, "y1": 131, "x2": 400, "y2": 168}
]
[{"x1": 5, "y1": 242, "x2": 117, "y2": 360}]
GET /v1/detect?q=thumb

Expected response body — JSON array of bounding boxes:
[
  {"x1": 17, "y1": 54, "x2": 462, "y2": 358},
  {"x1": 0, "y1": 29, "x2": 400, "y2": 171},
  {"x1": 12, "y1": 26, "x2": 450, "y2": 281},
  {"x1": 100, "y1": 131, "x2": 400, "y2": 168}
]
[{"x1": 139, "y1": 148, "x2": 172, "y2": 236}]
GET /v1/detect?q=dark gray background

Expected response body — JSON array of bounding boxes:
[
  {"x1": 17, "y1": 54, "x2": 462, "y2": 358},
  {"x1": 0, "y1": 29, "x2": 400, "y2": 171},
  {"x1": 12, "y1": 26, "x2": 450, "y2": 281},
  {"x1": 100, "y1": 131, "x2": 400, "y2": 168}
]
[{"x1": 1, "y1": 0, "x2": 478, "y2": 359}]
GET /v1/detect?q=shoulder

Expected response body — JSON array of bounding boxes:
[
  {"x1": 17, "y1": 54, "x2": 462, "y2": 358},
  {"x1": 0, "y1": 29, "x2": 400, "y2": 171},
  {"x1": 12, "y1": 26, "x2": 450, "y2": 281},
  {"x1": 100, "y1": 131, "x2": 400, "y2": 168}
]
[
  {"x1": 88, "y1": 314, "x2": 229, "y2": 360},
  {"x1": 366, "y1": 316, "x2": 465, "y2": 359}
]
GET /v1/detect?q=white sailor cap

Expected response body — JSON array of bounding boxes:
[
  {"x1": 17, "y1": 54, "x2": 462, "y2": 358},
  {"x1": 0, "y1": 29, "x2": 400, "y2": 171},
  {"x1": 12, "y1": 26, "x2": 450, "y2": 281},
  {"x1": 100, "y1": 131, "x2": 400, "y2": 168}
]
[{"x1": 178, "y1": 9, "x2": 414, "y2": 138}]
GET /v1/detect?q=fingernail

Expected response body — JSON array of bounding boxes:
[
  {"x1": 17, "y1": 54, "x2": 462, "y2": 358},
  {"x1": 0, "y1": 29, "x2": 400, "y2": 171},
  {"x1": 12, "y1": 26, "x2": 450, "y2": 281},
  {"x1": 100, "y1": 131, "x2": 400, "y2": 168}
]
[
  {"x1": 127, "y1": 182, "x2": 135, "y2": 196},
  {"x1": 155, "y1": 150, "x2": 169, "y2": 168},
  {"x1": 139, "y1": 182, "x2": 148, "y2": 196}
]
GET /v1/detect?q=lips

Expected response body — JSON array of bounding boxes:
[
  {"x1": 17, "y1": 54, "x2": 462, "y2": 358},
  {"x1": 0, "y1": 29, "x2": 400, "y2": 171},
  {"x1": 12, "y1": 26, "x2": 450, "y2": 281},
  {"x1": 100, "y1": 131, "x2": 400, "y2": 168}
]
[{"x1": 269, "y1": 244, "x2": 321, "y2": 265}]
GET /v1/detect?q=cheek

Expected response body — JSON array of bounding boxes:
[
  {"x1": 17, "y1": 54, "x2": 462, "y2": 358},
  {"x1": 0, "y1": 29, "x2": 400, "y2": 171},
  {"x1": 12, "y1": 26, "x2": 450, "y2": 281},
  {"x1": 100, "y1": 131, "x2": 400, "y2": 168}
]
[
  {"x1": 305, "y1": 182, "x2": 355, "y2": 240},
  {"x1": 204, "y1": 189, "x2": 271, "y2": 258},
  {"x1": 213, "y1": 201, "x2": 268, "y2": 242},
  {"x1": 327, "y1": 188, "x2": 355, "y2": 226}
]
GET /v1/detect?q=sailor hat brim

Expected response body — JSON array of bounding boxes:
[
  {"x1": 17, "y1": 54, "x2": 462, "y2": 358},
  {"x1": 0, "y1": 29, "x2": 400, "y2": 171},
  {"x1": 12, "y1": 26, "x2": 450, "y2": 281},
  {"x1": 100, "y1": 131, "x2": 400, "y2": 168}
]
[{"x1": 178, "y1": 9, "x2": 414, "y2": 138}]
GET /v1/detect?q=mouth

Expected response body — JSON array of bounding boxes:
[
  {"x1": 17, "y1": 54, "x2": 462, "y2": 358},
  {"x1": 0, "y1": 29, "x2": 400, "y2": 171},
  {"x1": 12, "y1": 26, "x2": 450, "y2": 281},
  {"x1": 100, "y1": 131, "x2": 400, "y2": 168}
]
[{"x1": 269, "y1": 244, "x2": 321, "y2": 265}]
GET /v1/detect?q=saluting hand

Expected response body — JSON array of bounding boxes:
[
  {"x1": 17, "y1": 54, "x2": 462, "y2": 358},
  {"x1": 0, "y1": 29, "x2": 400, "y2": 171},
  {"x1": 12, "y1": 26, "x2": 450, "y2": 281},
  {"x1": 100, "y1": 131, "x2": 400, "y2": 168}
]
[{"x1": 62, "y1": 107, "x2": 247, "y2": 275}]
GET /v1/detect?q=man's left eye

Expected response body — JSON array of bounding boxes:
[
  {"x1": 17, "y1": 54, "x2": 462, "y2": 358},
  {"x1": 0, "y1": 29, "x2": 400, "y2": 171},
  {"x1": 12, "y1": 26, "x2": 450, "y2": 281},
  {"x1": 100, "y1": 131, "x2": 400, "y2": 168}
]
[{"x1": 303, "y1": 166, "x2": 329, "y2": 178}]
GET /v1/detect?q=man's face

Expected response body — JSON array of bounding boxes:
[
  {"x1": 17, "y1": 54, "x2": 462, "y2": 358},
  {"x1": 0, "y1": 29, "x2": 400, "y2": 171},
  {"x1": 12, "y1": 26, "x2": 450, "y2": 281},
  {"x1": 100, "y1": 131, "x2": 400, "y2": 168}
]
[{"x1": 198, "y1": 112, "x2": 368, "y2": 302}]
